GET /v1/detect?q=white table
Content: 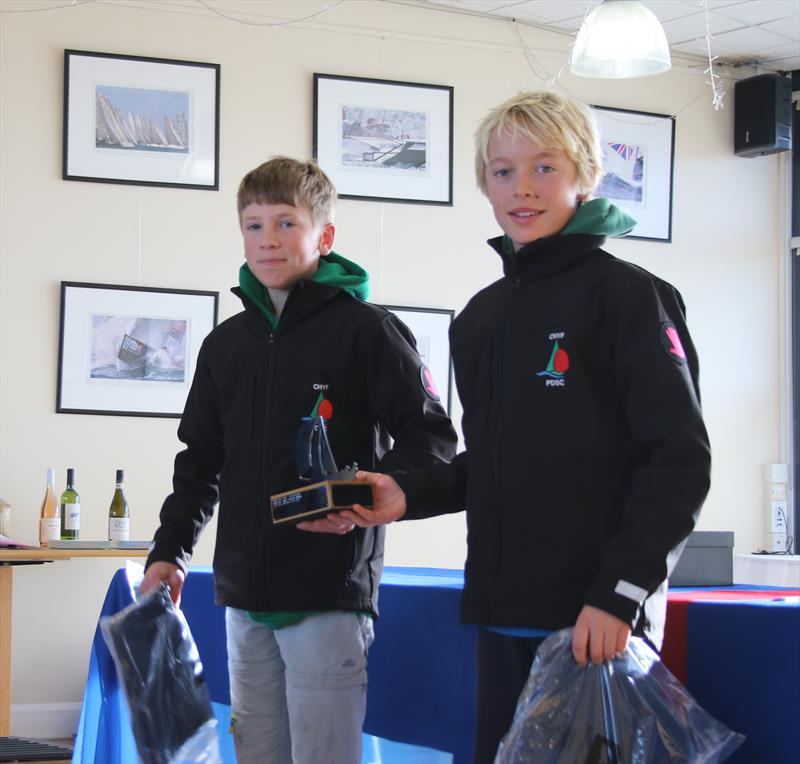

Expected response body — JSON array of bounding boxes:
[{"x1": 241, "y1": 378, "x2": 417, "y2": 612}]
[
  {"x1": 733, "y1": 553, "x2": 800, "y2": 587},
  {"x1": 0, "y1": 548, "x2": 147, "y2": 736}
]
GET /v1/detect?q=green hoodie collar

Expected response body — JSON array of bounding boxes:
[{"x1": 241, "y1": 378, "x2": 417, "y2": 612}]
[
  {"x1": 560, "y1": 197, "x2": 636, "y2": 237},
  {"x1": 500, "y1": 197, "x2": 636, "y2": 267},
  {"x1": 238, "y1": 251, "x2": 370, "y2": 329},
  {"x1": 313, "y1": 251, "x2": 370, "y2": 301}
]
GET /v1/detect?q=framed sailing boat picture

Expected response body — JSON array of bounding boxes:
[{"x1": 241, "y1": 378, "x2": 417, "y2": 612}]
[
  {"x1": 314, "y1": 73, "x2": 454, "y2": 205},
  {"x1": 591, "y1": 106, "x2": 675, "y2": 242},
  {"x1": 57, "y1": 282, "x2": 218, "y2": 417},
  {"x1": 63, "y1": 50, "x2": 220, "y2": 190}
]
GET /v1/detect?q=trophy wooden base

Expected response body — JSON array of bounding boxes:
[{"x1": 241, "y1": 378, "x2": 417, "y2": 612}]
[{"x1": 270, "y1": 480, "x2": 374, "y2": 525}]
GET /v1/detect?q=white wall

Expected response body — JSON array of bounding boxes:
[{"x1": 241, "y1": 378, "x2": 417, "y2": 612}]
[{"x1": 0, "y1": 0, "x2": 788, "y2": 736}]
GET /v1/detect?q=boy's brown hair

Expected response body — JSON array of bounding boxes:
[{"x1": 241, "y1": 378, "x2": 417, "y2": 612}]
[
  {"x1": 237, "y1": 157, "x2": 337, "y2": 226},
  {"x1": 474, "y1": 91, "x2": 603, "y2": 197}
]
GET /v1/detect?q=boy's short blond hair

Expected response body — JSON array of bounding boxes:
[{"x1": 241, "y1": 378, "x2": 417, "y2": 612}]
[
  {"x1": 237, "y1": 157, "x2": 336, "y2": 226},
  {"x1": 474, "y1": 91, "x2": 602, "y2": 197}
]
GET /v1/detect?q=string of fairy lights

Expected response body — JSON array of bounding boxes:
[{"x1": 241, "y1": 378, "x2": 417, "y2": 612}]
[
  {"x1": 3, "y1": 0, "x2": 736, "y2": 114},
  {"x1": 0, "y1": 0, "x2": 343, "y2": 23},
  {"x1": 701, "y1": 0, "x2": 726, "y2": 111}
]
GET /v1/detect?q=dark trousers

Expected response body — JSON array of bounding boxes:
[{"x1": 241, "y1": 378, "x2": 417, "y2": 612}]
[{"x1": 473, "y1": 629, "x2": 545, "y2": 764}]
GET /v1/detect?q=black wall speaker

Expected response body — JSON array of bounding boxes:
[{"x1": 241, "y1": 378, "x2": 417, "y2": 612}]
[{"x1": 734, "y1": 73, "x2": 792, "y2": 158}]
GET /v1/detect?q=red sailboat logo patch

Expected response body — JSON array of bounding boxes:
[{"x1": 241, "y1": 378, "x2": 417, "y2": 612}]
[{"x1": 537, "y1": 340, "x2": 570, "y2": 383}]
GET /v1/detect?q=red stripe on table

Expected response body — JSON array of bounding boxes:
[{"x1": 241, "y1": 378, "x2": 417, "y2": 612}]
[
  {"x1": 668, "y1": 589, "x2": 799, "y2": 602},
  {"x1": 662, "y1": 600, "x2": 689, "y2": 684},
  {"x1": 661, "y1": 590, "x2": 798, "y2": 684}
]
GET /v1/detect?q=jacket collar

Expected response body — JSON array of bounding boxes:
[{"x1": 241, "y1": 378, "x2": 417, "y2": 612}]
[
  {"x1": 488, "y1": 232, "x2": 606, "y2": 281},
  {"x1": 233, "y1": 278, "x2": 343, "y2": 334}
]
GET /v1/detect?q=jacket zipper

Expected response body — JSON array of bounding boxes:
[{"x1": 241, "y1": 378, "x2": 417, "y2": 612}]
[
  {"x1": 256, "y1": 287, "x2": 300, "y2": 608},
  {"x1": 257, "y1": 328, "x2": 276, "y2": 607}
]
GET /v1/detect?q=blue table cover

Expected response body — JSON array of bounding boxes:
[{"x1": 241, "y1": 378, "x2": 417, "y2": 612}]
[
  {"x1": 74, "y1": 563, "x2": 799, "y2": 764},
  {"x1": 685, "y1": 597, "x2": 800, "y2": 764}
]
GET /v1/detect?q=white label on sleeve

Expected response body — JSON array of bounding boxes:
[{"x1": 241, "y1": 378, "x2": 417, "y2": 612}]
[{"x1": 614, "y1": 579, "x2": 648, "y2": 604}]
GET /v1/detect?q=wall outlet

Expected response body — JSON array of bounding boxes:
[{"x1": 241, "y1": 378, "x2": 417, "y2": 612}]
[
  {"x1": 765, "y1": 463, "x2": 789, "y2": 483},
  {"x1": 766, "y1": 532, "x2": 789, "y2": 553},
  {"x1": 769, "y1": 500, "x2": 789, "y2": 532},
  {"x1": 766, "y1": 483, "x2": 788, "y2": 501}
]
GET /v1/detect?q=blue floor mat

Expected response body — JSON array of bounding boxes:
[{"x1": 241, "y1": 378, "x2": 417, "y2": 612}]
[
  {"x1": 213, "y1": 703, "x2": 452, "y2": 764},
  {"x1": 362, "y1": 734, "x2": 453, "y2": 764}
]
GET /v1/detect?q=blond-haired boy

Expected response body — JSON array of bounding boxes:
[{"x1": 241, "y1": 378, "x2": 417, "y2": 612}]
[
  {"x1": 142, "y1": 157, "x2": 457, "y2": 763},
  {"x1": 338, "y1": 92, "x2": 711, "y2": 762}
]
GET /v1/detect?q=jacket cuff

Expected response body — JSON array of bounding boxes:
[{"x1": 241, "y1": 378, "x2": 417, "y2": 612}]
[
  {"x1": 391, "y1": 469, "x2": 428, "y2": 520},
  {"x1": 145, "y1": 534, "x2": 191, "y2": 576},
  {"x1": 584, "y1": 575, "x2": 647, "y2": 626}
]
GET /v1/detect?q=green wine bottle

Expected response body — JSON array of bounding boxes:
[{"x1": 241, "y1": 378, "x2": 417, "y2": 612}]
[
  {"x1": 108, "y1": 469, "x2": 130, "y2": 542},
  {"x1": 60, "y1": 468, "x2": 80, "y2": 540}
]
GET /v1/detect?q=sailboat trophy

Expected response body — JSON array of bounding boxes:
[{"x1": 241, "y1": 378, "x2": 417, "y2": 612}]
[{"x1": 270, "y1": 416, "x2": 374, "y2": 524}]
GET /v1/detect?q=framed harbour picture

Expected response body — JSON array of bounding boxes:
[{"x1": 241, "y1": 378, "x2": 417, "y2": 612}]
[
  {"x1": 63, "y1": 50, "x2": 220, "y2": 190},
  {"x1": 57, "y1": 282, "x2": 218, "y2": 417},
  {"x1": 314, "y1": 73, "x2": 453, "y2": 205},
  {"x1": 382, "y1": 305, "x2": 454, "y2": 415},
  {"x1": 591, "y1": 106, "x2": 675, "y2": 242}
]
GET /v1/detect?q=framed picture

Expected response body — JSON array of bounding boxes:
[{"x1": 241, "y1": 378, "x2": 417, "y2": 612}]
[
  {"x1": 57, "y1": 282, "x2": 219, "y2": 417},
  {"x1": 382, "y1": 305, "x2": 454, "y2": 415},
  {"x1": 591, "y1": 106, "x2": 675, "y2": 242},
  {"x1": 314, "y1": 73, "x2": 453, "y2": 205},
  {"x1": 63, "y1": 49, "x2": 220, "y2": 190}
]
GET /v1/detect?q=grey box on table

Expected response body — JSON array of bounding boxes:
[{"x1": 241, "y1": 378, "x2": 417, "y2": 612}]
[{"x1": 669, "y1": 531, "x2": 734, "y2": 587}]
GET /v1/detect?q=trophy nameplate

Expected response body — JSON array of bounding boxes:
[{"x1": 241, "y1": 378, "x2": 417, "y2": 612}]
[
  {"x1": 271, "y1": 480, "x2": 374, "y2": 524},
  {"x1": 270, "y1": 416, "x2": 373, "y2": 525}
]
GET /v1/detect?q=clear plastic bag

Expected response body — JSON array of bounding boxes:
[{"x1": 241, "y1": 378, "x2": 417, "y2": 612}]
[
  {"x1": 495, "y1": 628, "x2": 744, "y2": 764},
  {"x1": 100, "y1": 583, "x2": 221, "y2": 764}
]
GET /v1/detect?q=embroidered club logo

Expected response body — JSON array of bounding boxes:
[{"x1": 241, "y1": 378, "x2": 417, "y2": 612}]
[
  {"x1": 310, "y1": 389, "x2": 333, "y2": 419},
  {"x1": 420, "y1": 365, "x2": 441, "y2": 402},
  {"x1": 537, "y1": 338, "x2": 569, "y2": 387},
  {"x1": 659, "y1": 322, "x2": 687, "y2": 365}
]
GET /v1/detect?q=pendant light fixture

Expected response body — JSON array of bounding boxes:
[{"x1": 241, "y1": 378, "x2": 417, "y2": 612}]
[{"x1": 570, "y1": 0, "x2": 671, "y2": 79}]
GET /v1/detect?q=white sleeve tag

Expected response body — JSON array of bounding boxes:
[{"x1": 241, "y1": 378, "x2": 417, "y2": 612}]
[{"x1": 614, "y1": 579, "x2": 648, "y2": 604}]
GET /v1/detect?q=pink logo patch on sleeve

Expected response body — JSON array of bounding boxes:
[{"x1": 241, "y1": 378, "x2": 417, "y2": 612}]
[
  {"x1": 659, "y1": 322, "x2": 687, "y2": 365},
  {"x1": 420, "y1": 365, "x2": 441, "y2": 401}
]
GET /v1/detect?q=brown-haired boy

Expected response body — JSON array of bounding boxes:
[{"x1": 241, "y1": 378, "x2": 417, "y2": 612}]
[{"x1": 142, "y1": 156, "x2": 457, "y2": 763}]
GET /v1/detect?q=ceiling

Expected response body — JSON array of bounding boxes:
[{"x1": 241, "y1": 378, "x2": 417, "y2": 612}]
[{"x1": 421, "y1": 0, "x2": 800, "y2": 72}]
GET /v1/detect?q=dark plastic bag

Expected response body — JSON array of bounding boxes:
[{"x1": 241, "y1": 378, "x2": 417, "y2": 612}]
[
  {"x1": 100, "y1": 583, "x2": 220, "y2": 764},
  {"x1": 495, "y1": 629, "x2": 744, "y2": 764}
]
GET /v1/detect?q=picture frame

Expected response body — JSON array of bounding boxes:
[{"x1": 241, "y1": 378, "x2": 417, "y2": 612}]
[
  {"x1": 57, "y1": 282, "x2": 219, "y2": 417},
  {"x1": 382, "y1": 305, "x2": 454, "y2": 415},
  {"x1": 63, "y1": 49, "x2": 220, "y2": 190},
  {"x1": 591, "y1": 106, "x2": 675, "y2": 242},
  {"x1": 314, "y1": 73, "x2": 453, "y2": 205}
]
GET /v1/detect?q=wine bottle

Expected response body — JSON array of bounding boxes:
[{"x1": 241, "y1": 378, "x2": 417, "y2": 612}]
[
  {"x1": 108, "y1": 469, "x2": 130, "y2": 542},
  {"x1": 60, "y1": 468, "x2": 80, "y2": 540},
  {"x1": 39, "y1": 468, "x2": 60, "y2": 547}
]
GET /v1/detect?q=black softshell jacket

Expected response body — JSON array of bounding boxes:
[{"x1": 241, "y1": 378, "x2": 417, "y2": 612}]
[
  {"x1": 147, "y1": 279, "x2": 457, "y2": 617},
  {"x1": 397, "y1": 233, "x2": 711, "y2": 649}
]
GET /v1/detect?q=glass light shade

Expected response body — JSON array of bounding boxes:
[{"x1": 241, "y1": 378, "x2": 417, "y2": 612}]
[{"x1": 570, "y1": 0, "x2": 671, "y2": 79}]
